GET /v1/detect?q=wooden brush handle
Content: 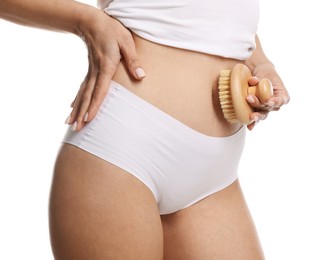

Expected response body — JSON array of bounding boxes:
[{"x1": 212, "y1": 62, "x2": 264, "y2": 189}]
[
  {"x1": 218, "y1": 64, "x2": 275, "y2": 125},
  {"x1": 247, "y1": 78, "x2": 273, "y2": 103}
]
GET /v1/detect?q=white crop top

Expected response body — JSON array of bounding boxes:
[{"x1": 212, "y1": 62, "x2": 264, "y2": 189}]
[{"x1": 97, "y1": 0, "x2": 259, "y2": 60}]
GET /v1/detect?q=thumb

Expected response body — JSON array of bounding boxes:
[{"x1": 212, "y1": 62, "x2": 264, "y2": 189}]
[{"x1": 120, "y1": 38, "x2": 145, "y2": 80}]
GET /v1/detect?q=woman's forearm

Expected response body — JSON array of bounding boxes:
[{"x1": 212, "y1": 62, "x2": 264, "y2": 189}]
[
  {"x1": 0, "y1": 0, "x2": 97, "y2": 35},
  {"x1": 245, "y1": 35, "x2": 274, "y2": 70}
]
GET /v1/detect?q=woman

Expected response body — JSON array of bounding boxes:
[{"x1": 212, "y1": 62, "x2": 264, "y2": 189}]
[{"x1": 0, "y1": 0, "x2": 289, "y2": 259}]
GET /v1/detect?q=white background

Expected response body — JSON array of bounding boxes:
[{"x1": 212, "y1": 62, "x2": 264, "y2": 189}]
[{"x1": 0, "y1": 0, "x2": 318, "y2": 259}]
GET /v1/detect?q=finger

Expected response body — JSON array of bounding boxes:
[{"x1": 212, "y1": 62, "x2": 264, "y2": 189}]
[
  {"x1": 85, "y1": 60, "x2": 118, "y2": 125},
  {"x1": 248, "y1": 76, "x2": 259, "y2": 86},
  {"x1": 69, "y1": 75, "x2": 96, "y2": 131},
  {"x1": 120, "y1": 37, "x2": 145, "y2": 80},
  {"x1": 250, "y1": 111, "x2": 269, "y2": 123},
  {"x1": 70, "y1": 80, "x2": 87, "y2": 109},
  {"x1": 273, "y1": 93, "x2": 290, "y2": 106},
  {"x1": 247, "y1": 120, "x2": 258, "y2": 131},
  {"x1": 265, "y1": 94, "x2": 290, "y2": 110},
  {"x1": 70, "y1": 96, "x2": 77, "y2": 108},
  {"x1": 246, "y1": 94, "x2": 278, "y2": 112},
  {"x1": 66, "y1": 59, "x2": 96, "y2": 129},
  {"x1": 74, "y1": 77, "x2": 98, "y2": 130},
  {"x1": 246, "y1": 94, "x2": 264, "y2": 108},
  {"x1": 64, "y1": 77, "x2": 89, "y2": 125}
]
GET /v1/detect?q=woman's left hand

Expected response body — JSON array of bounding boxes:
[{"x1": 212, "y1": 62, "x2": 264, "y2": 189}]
[{"x1": 246, "y1": 63, "x2": 290, "y2": 130}]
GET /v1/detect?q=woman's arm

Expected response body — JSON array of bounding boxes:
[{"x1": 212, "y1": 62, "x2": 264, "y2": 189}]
[
  {"x1": 0, "y1": 0, "x2": 145, "y2": 131},
  {"x1": 244, "y1": 35, "x2": 290, "y2": 130},
  {"x1": 0, "y1": 0, "x2": 87, "y2": 34}
]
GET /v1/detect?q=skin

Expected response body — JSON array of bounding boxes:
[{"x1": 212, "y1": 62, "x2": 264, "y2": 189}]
[
  {"x1": 0, "y1": 0, "x2": 146, "y2": 131},
  {"x1": 1, "y1": 1, "x2": 290, "y2": 259},
  {"x1": 245, "y1": 36, "x2": 290, "y2": 130}
]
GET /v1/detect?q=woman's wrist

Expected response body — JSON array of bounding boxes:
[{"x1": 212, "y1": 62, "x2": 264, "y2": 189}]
[
  {"x1": 72, "y1": 3, "x2": 104, "y2": 37},
  {"x1": 244, "y1": 55, "x2": 274, "y2": 71},
  {"x1": 251, "y1": 62, "x2": 276, "y2": 76},
  {"x1": 73, "y1": 4, "x2": 117, "y2": 49}
]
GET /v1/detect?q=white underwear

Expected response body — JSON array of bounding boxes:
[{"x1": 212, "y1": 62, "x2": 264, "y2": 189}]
[{"x1": 62, "y1": 81, "x2": 246, "y2": 214}]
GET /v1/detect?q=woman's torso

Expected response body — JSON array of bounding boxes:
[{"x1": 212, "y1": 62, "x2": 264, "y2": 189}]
[{"x1": 104, "y1": 0, "x2": 259, "y2": 137}]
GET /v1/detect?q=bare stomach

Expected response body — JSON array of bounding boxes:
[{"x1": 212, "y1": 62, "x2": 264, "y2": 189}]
[{"x1": 112, "y1": 33, "x2": 243, "y2": 137}]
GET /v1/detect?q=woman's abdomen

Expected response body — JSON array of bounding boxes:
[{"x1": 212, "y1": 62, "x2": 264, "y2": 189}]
[{"x1": 112, "y1": 34, "x2": 243, "y2": 137}]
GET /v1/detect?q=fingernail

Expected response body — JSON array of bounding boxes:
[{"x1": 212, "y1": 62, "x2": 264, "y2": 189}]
[
  {"x1": 65, "y1": 115, "x2": 71, "y2": 125},
  {"x1": 246, "y1": 95, "x2": 254, "y2": 103},
  {"x1": 84, "y1": 112, "x2": 89, "y2": 122},
  {"x1": 254, "y1": 116, "x2": 259, "y2": 122},
  {"x1": 135, "y1": 68, "x2": 145, "y2": 78},
  {"x1": 71, "y1": 121, "x2": 77, "y2": 131}
]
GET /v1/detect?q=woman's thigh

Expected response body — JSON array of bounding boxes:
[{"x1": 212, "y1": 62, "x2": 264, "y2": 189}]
[
  {"x1": 161, "y1": 180, "x2": 265, "y2": 260},
  {"x1": 49, "y1": 144, "x2": 163, "y2": 260}
]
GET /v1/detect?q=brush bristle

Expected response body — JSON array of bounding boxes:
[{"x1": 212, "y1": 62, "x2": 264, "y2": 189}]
[{"x1": 218, "y1": 70, "x2": 237, "y2": 123}]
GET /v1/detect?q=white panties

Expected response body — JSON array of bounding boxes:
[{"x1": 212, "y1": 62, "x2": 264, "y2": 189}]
[{"x1": 63, "y1": 81, "x2": 246, "y2": 214}]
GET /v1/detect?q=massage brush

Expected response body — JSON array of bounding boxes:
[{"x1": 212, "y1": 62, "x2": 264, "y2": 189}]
[{"x1": 218, "y1": 63, "x2": 273, "y2": 125}]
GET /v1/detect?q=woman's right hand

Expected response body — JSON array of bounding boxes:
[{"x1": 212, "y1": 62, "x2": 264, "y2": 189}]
[{"x1": 65, "y1": 7, "x2": 145, "y2": 131}]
